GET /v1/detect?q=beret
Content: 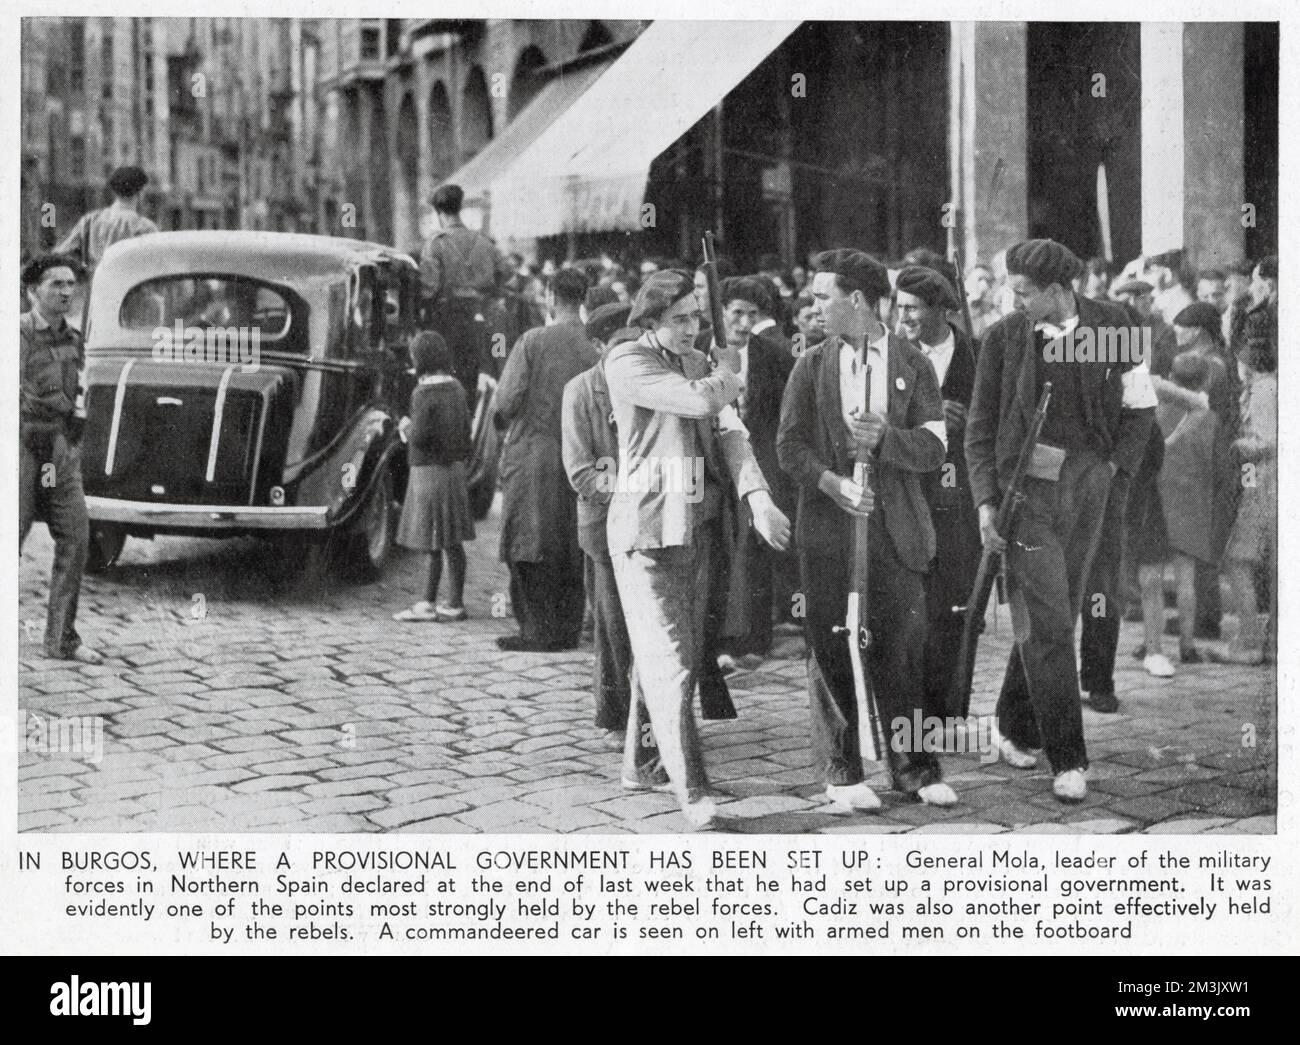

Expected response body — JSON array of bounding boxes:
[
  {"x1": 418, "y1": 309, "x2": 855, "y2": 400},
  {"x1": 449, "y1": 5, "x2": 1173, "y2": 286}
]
[
  {"x1": 718, "y1": 275, "x2": 775, "y2": 313},
  {"x1": 1172, "y1": 301, "x2": 1222, "y2": 335},
  {"x1": 628, "y1": 269, "x2": 696, "y2": 326},
  {"x1": 1005, "y1": 239, "x2": 1084, "y2": 288},
  {"x1": 894, "y1": 265, "x2": 959, "y2": 310},
  {"x1": 585, "y1": 301, "x2": 632, "y2": 343},
  {"x1": 22, "y1": 253, "x2": 82, "y2": 286},
  {"x1": 1112, "y1": 279, "x2": 1154, "y2": 296},
  {"x1": 812, "y1": 248, "x2": 891, "y2": 300}
]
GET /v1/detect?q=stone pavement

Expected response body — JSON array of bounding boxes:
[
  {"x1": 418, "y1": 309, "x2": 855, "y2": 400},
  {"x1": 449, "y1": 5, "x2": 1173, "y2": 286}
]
[{"x1": 18, "y1": 502, "x2": 1275, "y2": 835}]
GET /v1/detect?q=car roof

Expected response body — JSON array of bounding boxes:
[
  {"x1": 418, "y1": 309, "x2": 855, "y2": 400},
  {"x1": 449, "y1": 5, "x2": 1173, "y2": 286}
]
[{"x1": 97, "y1": 230, "x2": 418, "y2": 280}]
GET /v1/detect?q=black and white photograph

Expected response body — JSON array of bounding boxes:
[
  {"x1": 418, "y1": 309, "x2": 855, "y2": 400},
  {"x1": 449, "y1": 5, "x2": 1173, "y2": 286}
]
[{"x1": 14, "y1": 9, "x2": 1280, "y2": 851}]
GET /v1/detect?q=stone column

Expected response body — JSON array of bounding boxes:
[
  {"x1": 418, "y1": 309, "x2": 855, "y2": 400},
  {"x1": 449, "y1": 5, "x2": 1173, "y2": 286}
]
[
  {"x1": 1140, "y1": 23, "x2": 1183, "y2": 258},
  {"x1": 1183, "y1": 23, "x2": 1245, "y2": 268},
  {"x1": 951, "y1": 22, "x2": 1028, "y2": 269}
]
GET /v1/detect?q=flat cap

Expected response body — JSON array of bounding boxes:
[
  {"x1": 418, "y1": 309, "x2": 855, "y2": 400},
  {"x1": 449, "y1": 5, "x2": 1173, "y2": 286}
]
[
  {"x1": 1112, "y1": 279, "x2": 1154, "y2": 297},
  {"x1": 1005, "y1": 239, "x2": 1084, "y2": 289},
  {"x1": 813, "y1": 248, "x2": 891, "y2": 300},
  {"x1": 894, "y1": 265, "x2": 959, "y2": 310},
  {"x1": 585, "y1": 301, "x2": 632, "y2": 344},
  {"x1": 628, "y1": 269, "x2": 696, "y2": 327}
]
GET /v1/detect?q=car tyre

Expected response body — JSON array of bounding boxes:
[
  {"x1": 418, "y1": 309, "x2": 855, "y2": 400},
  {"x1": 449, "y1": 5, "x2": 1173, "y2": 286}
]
[
  {"x1": 85, "y1": 525, "x2": 127, "y2": 574},
  {"x1": 347, "y1": 466, "x2": 395, "y2": 582}
]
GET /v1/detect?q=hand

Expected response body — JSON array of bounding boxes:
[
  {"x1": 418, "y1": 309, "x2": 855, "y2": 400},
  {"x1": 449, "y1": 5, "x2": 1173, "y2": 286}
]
[
  {"x1": 942, "y1": 399, "x2": 967, "y2": 436},
  {"x1": 747, "y1": 489, "x2": 791, "y2": 551},
  {"x1": 712, "y1": 341, "x2": 741, "y2": 375},
  {"x1": 978, "y1": 502, "x2": 1006, "y2": 554},
  {"x1": 819, "y1": 470, "x2": 874, "y2": 517},
  {"x1": 847, "y1": 411, "x2": 886, "y2": 454},
  {"x1": 398, "y1": 416, "x2": 412, "y2": 443}
]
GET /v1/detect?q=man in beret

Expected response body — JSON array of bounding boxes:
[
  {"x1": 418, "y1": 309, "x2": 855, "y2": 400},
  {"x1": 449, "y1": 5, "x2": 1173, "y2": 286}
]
[
  {"x1": 893, "y1": 265, "x2": 981, "y2": 724},
  {"x1": 20, "y1": 255, "x2": 103, "y2": 663},
  {"x1": 966, "y1": 239, "x2": 1155, "y2": 800},
  {"x1": 778, "y1": 249, "x2": 958, "y2": 811},
  {"x1": 420, "y1": 183, "x2": 513, "y2": 409}
]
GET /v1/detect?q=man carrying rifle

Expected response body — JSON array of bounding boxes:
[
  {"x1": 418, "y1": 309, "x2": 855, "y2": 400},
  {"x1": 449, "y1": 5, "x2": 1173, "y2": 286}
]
[
  {"x1": 965, "y1": 239, "x2": 1155, "y2": 803},
  {"x1": 777, "y1": 249, "x2": 957, "y2": 811}
]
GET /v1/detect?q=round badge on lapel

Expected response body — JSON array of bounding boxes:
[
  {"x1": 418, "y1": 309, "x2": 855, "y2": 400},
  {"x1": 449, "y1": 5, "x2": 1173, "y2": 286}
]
[{"x1": 895, "y1": 377, "x2": 906, "y2": 391}]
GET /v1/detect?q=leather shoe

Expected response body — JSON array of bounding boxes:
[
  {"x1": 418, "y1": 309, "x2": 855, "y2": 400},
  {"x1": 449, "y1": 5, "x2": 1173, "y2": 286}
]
[
  {"x1": 1087, "y1": 690, "x2": 1119, "y2": 714},
  {"x1": 68, "y1": 645, "x2": 104, "y2": 665}
]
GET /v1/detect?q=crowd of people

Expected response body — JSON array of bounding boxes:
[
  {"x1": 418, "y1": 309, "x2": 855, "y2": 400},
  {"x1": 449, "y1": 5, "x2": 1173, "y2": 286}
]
[
  {"x1": 400, "y1": 183, "x2": 1278, "y2": 830},
  {"x1": 20, "y1": 170, "x2": 1277, "y2": 833}
]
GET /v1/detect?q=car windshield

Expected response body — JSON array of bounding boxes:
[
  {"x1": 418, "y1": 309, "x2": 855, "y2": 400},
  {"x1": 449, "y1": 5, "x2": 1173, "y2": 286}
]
[{"x1": 119, "y1": 276, "x2": 294, "y2": 342}]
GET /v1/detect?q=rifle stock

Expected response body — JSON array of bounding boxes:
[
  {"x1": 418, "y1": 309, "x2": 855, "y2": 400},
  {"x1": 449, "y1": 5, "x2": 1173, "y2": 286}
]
[{"x1": 945, "y1": 382, "x2": 1053, "y2": 718}]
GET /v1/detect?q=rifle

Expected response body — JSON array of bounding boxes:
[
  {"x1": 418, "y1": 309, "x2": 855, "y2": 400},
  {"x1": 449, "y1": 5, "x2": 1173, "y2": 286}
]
[
  {"x1": 832, "y1": 364, "x2": 887, "y2": 763},
  {"x1": 946, "y1": 382, "x2": 1053, "y2": 718},
  {"x1": 701, "y1": 231, "x2": 728, "y2": 353},
  {"x1": 948, "y1": 209, "x2": 976, "y2": 339}
]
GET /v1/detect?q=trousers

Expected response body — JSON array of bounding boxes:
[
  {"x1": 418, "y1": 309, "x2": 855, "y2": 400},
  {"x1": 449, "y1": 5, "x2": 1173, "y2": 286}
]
[
  {"x1": 509, "y1": 559, "x2": 585, "y2": 647},
  {"x1": 801, "y1": 523, "x2": 942, "y2": 792},
  {"x1": 997, "y1": 451, "x2": 1112, "y2": 773},
  {"x1": 612, "y1": 521, "x2": 724, "y2": 801},
  {"x1": 19, "y1": 437, "x2": 89, "y2": 658},
  {"x1": 587, "y1": 551, "x2": 633, "y2": 731},
  {"x1": 1079, "y1": 473, "x2": 1132, "y2": 695}
]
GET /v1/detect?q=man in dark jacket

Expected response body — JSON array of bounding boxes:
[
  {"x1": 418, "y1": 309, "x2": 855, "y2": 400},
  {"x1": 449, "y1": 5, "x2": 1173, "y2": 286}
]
[
  {"x1": 496, "y1": 268, "x2": 598, "y2": 651},
  {"x1": 965, "y1": 239, "x2": 1155, "y2": 802},
  {"x1": 778, "y1": 249, "x2": 957, "y2": 812},
  {"x1": 893, "y1": 265, "x2": 981, "y2": 722}
]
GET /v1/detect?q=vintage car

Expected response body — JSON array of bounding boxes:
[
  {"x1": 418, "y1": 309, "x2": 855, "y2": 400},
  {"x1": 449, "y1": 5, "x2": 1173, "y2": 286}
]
[{"x1": 78, "y1": 231, "x2": 499, "y2": 577}]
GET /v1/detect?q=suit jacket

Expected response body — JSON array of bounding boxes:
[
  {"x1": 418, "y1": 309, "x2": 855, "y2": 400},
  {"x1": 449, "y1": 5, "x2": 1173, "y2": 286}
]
[
  {"x1": 604, "y1": 332, "x2": 769, "y2": 556},
  {"x1": 776, "y1": 332, "x2": 947, "y2": 573},
  {"x1": 965, "y1": 294, "x2": 1155, "y2": 509},
  {"x1": 919, "y1": 322, "x2": 978, "y2": 513},
  {"x1": 561, "y1": 361, "x2": 618, "y2": 558}
]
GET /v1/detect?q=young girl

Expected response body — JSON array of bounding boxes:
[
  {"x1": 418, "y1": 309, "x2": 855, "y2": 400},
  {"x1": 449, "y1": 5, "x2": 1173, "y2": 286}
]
[{"x1": 393, "y1": 332, "x2": 475, "y2": 622}]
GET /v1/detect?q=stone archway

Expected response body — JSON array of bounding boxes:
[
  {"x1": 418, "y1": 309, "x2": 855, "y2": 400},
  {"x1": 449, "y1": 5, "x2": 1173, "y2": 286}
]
[
  {"x1": 393, "y1": 90, "x2": 420, "y2": 251},
  {"x1": 509, "y1": 44, "x2": 548, "y2": 120},
  {"x1": 429, "y1": 80, "x2": 454, "y2": 183},
  {"x1": 460, "y1": 65, "x2": 493, "y2": 165}
]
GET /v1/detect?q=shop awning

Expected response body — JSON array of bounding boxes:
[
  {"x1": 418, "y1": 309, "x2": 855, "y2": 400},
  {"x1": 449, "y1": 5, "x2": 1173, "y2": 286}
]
[
  {"x1": 442, "y1": 56, "x2": 615, "y2": 222},
  {"x1": 490, "y1": 20, "x2": 801, "y2": 240}
]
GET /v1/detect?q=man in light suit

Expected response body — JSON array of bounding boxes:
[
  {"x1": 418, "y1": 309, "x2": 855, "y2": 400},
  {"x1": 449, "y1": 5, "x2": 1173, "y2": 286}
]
[
  {"x1": 778, "y1": 249, "x2": 958, "y2": 812},
  {"x1": 604, "y1": 271, "x2": 790, "y2": 829}
]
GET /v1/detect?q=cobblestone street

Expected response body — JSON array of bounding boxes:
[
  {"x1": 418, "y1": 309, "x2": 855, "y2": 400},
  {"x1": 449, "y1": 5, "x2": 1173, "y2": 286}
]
[{"x1": 18, "y1": 500, "x2": 1276, "y2": 835}]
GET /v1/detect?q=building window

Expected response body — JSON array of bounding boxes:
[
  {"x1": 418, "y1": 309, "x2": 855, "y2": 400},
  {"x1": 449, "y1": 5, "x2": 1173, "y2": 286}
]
[
  {"x1": 69, "y1": 23, "x2": 85, "y2": 93},
  {"x1": 360, "y1": 27, "x2": 381, "y2": 62}
]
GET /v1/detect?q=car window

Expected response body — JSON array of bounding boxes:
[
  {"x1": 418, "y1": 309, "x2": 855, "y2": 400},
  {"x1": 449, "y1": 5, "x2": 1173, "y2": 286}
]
[{"x1": 120, "y1": 276, "x2": 295, "y2": 342}]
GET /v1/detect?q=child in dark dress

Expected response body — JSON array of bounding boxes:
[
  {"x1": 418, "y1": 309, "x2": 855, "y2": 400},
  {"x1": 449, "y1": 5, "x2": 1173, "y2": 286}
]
[{"x1": 393, "y1": 332, "x2": 476, "y2": 622}]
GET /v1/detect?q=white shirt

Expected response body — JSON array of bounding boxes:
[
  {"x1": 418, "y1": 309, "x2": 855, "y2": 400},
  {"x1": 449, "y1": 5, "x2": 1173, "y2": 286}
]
[
  {"x1": 919, "y1": 328, "x2": 955, "y2": 388},
  {"x1": 839, "y1": 332, "x2": 888, "y2": 433}
]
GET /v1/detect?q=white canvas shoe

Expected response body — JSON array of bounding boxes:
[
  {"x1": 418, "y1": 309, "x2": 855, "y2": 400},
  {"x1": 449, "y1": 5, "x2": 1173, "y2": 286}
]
[
  {"x1": 1143, "y1": 653, "x2": 1176, "y2": 678},
  {"x1": 996, "y1": 735, "x2": 1038, "y2": 769},
  {"x1": 1053, "y1": 769, "x2": 1088, "y2": 803},
  {"x1": 917, "y1": 782, "x2": 958, "y2": 807},
  {"x1": 825, "y1": 782, "x2": 882, "y2": 811}
]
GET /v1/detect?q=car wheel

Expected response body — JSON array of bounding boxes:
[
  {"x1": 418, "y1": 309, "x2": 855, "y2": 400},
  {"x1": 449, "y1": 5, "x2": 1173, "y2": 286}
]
[
  {"x1": 348, "y1": 467, "x2": 395, "y2": 582},
  {"x1": 85, "y1": 525, "x2": 127, "y2": 574}
]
